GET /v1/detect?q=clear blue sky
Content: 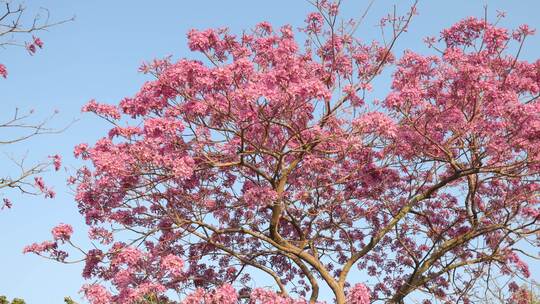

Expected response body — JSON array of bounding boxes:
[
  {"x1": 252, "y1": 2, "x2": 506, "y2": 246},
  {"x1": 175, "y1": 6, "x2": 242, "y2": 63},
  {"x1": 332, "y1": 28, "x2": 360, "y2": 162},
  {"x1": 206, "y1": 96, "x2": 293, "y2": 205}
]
[{"x1": 0, "y1": 1, "x2": 539, "y2": 303}]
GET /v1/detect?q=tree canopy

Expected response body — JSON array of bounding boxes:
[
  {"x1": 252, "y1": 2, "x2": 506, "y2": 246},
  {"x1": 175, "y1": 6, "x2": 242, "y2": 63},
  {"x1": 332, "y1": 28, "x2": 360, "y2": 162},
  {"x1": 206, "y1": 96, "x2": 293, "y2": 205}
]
[{"x1": 22, "y1": 1, "x2": 540, "y2": 303}]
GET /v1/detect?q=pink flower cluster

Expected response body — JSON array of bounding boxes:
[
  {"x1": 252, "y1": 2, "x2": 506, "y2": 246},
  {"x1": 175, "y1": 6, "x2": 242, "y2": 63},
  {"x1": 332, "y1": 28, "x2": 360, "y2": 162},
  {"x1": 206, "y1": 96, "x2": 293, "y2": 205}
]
[
  {"x1": 182, "y1": 284, "x2": 238, "y2": 304},
  {"x1": 34, "y1": 176, "x2": 55, "y2": 198},
  {"x1": 26, "y1": 36, "x2": 44, "y2": 55},
  {"x1": 23, "y1": 240, "x2": 57, "y2": 254},
  {"x1": 0, "y1": 63, "x2": 7, "y2": 78},
  {"x1": 23, "y1": 224, "x2": 74, "y2": 262},
  {"x1": 82, "y1": 99, "x2": 121, "y2": 120},
  {"x1": 1, "y1": 198, "x2": 12, "y2": 209},
  {"x1": 51, "y1": 223, "x2": 74, "y2": 241},
  {"x1": 161, "y1": 254, "x2": 184, "y2": 277},
  {"x1": 346, "y1": 284, "x2": 370, "y2": 304},
  {"x1": 249, "y1": 288, "x2": 318, "y2": 304},
  {"x1": 50, "y1": 154, "x2": 62, "y2": 171},
  {"x1": 82, "y1": 284, "x2": 113, "y2": 304},
  {"x1": 73, "y1": 143, "x2": 89, "y2": 158},
  {"x1": 181, "y1": 285, "x2": 321, "y2": 304},
  {"x1": 88, "y1": 227, "x2": 113, "y2": 244}
]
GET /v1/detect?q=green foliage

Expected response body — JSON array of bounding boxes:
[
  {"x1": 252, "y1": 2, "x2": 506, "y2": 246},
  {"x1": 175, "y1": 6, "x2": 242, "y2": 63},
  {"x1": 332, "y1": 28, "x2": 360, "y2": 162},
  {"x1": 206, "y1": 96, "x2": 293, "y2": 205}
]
[
  {"x1": 0, "y1": 295, "x2": 79, "y2": 304},
  {"x1": 64, "y1": 297, "x2": 78, "y2": 304},
  {"x1": 0, "y1": 296, "x2": 25, "y2": 304},
  {"x1": 134, "y1": 293, "x2": 172, "y2": 304},
  {"x1": 525, "y1": 285, "x2": 540, "y2": 304}
]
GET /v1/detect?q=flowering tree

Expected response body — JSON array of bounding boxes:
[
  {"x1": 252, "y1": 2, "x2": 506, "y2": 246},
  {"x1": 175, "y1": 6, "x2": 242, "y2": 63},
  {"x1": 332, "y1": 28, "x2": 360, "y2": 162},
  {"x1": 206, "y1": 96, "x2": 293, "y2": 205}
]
[
  {"x1": 25, "y1": 1, "x2": 540, "y2": 303},
  {"x1": 0, "y1": 1, "x2": 71, "y2": 208}
]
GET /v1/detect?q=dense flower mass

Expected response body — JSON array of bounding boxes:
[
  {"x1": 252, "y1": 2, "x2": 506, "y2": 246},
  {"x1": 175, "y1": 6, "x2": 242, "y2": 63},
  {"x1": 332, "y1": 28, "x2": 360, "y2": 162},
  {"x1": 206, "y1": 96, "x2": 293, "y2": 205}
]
[
  {"x1": 346, "y1": 284, "x2": 370, "y2": 304},
  {"x1": 82, "y1": 284, "x2": 113, "y2": 304},
  {"x1": 182, "y1": 284, "x2": 238, "y2": 304},
  {"x1": 26, "y1": 2, "x2": 540, "y2": 304}
]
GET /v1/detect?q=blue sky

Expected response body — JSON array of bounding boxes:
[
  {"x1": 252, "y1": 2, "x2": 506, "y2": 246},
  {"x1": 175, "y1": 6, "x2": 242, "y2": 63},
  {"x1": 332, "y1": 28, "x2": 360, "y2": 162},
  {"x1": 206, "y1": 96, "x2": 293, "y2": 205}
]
[{"x1": 0, "y1": 0, "x2": 539, "y2": 303}]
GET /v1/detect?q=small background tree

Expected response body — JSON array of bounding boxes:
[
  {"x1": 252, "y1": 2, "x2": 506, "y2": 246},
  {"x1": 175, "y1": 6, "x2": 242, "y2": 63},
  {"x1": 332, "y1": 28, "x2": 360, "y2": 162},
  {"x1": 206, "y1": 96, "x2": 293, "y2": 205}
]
[{"x1": 0, "y1": 0, "x2": 72, "y2": 209}]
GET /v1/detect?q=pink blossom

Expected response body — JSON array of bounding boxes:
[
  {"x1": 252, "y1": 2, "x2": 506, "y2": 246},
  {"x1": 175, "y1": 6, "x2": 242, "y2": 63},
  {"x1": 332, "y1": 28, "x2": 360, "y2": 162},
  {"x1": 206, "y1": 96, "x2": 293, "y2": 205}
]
[
  {"x1": 82, "y1": 249, "x2": 103, "y2": 279},
  {"x1": 509, "y1": 286, "x2": 532, "y2": 304},
  {"x1": 50, "y1": 154, "x2": 62, "y2": 171},
  {"x1": 187, "y1": 28, "x2": 219, "y2": 52},
  {"x1": 88, "y1": 227, "x2": 113, "y2": 244},
  {"x1": 82, "y1": 99, "x2": 121, "y2": 119},
  {"x1": 82, "y1": 284, "x2": 113, "y2": 304},
  {"x1": 51, "y1": 223, "x2": 73, "y2": 241},
  {"x1": 23, "y1": 240, "x2": 57, "y2": 254},
  {"x1": 182, "y1": 284, "x2": 238, "y2": 304},
  {"x1": 46, "y1": 189, "x2": 56, "y2": 198},
  {"x1": 423, "y1": 36, "x2": 436, "y2": 47},
  {"x1": 343, "y1": 84, "x2": 364, "y2": 106},
  {"x1": 34, "y1": 176, "x2": 46, "y2": 191},
  {"x1": 33, "y1": 36, "x2": 44, "y2": 48},
  {"x1": 161, "y1": 254, "x2": 184, "y2": 277},
  {"x1": 518, "y1": 24, "x2": 536, "y2": 36},
  {"x1": 114, "y1": 246, "x2": 142, "y2": 266},
  {"x1": 73, "y1": 143, "x2": 89, "y2": 158},
  {"x1": 2, "y1": 198, "x2": 12, "y2": 209},
  {"x1": 353, "y1": 111, "x2": 397, "y2": 138},
  {"x1": 257, "y1": 21, "x2": 273, "y2": 34},
  {"x1": 26, "y1": 43, "x2": 36, "y2": 55},
  {"x1": 346, "y1": 283, "x2": 370, "y2": 304},
  {"x1": 34, "y1": 176, "x2": 55, "y2": 198},
  {"x1": 0, "y1": 64, "x2": 7, "y2": 78},
  {"x1": 249, "y1": 288, "x2": 312, "y2": 304}
]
